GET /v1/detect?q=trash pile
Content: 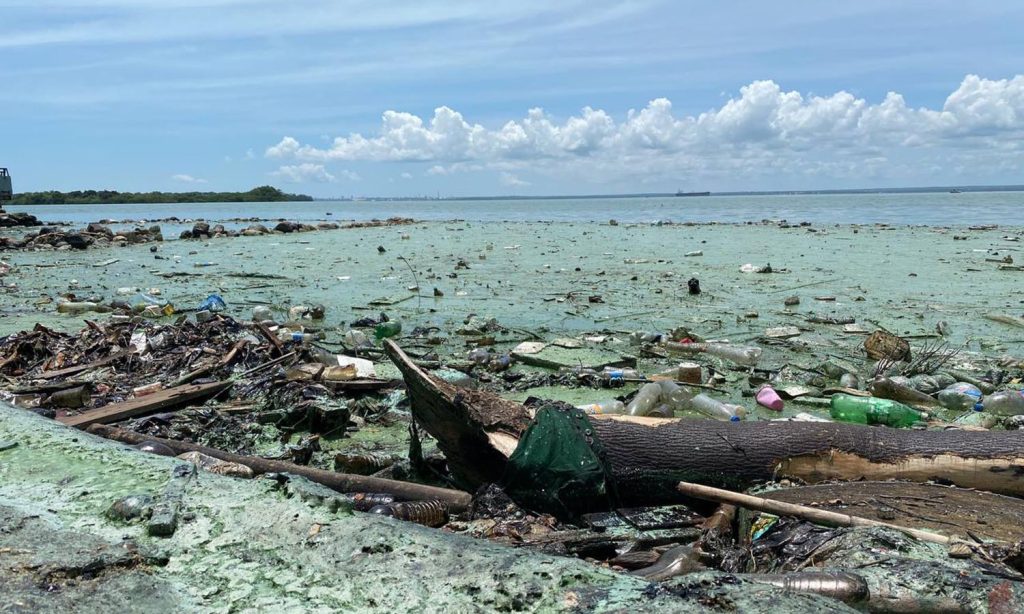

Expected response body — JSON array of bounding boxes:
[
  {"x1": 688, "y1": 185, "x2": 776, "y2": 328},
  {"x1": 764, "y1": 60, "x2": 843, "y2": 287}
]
[
  {"x1": 3, "y1": 297, "x2": 1024, "y2": 611},
  {"x1": 0, "y1": 222, "x2": 163, "y2": 251}
]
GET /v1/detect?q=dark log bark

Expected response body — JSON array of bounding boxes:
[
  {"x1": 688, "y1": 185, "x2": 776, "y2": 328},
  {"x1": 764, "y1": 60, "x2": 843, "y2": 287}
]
[
  {"x1": 385, "y1": 341, "x2": 1024, "y2": 504},
  {"x1": 383, "y1": 339, "x2": 531, "y2": 486}
]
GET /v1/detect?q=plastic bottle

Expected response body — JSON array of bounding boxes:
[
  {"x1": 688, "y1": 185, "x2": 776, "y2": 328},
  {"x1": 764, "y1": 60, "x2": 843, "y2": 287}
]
[
  {"x1": 57, "y1": 301, "x2": 110, "y2": 314},
  {"x1": 278, "y1": 330, "x2": 321, "y2": 344},
  {"x1": 936, "y1": 383, "x2": 983, "y2": 412},
  {"x1": 601, "y1": 367, "x2": 640, "y2": 382},
  {"x1": 466, "y1": 348, "x2": 490, "y2": 364},
  {"x1": 344, "y1": 329, "x2": 371, "y2": 348},
  {"x1": 657, "y1": 380, "x2": 696, "y2": 411},
  {"x1": 981, "y1": 390, "x2": 1024, "y2": 416},
  {"x1": 829, "y1": 394, "x2": 923, "y2": 428},
  {"x1": 576, "y1": 400, "x2": 626, "y2": 415},
  {"x1": 252, "y1": 306, "x2": 273, "y2": 321},
  {"x1": 662, "y1": 341, "x2": 762, "y2": 367},
  {"x1": 687, "y1": 393, "x2": 745, "y2": 421},
  {"x1": 627, "y1": 383, "x2": 663, "y2": 416},
  {"x1": 374, "y1": 320, "x2": 402, "y2": 340}
]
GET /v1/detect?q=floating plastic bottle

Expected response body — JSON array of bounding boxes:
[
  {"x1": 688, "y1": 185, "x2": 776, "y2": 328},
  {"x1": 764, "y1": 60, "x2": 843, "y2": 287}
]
[
  {"x1": 657, "y1": 380, "x2": 696, "y2": 411},
  {"x1": 252, "y1": 306, "x2": 273, "y2": 321},
  {"x1": 936, "y1": 382, "x2": 983, "y2": 411},
  {"x1": 601, "y1": 366, "x2": 640, "y2": 382},
  {"x1": 344, "y1": 329, "x2": 371, "y2": 348},
  {"x1": 747, "y1": 572, "x2": 868, "y2": 604},
  {"x1": 576, "y1": 400, "x2": 626, "y2": 415},
  {"x1": 662, "y1": 341, "x2": 763, "y2": 367},
  {"x1": 374, "y1": 320, "x2": 402, "y2": 340},
  {"x1": 981, "y1": 390, "x2": 1024, "y2": 416},
  {"x1": 57, "y1": 301, "x2": 110, "y2": 314},
  {"x1": 627, "y1": 382, "x2": 663, "y2": 416},
  {"x1": 829, "y1": 394, "x2": 923, "y2": 428},
  {"x1": 688, "y1": 393, "x2": 745, "y2": 422},
  {"x1": 278, "y1": 330, "x2": 321, "y2": 344}
]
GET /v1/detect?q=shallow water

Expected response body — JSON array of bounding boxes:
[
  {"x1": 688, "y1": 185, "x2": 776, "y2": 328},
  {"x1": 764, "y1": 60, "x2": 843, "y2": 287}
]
[{"x1": 12, "y1": 190, "x2": 1024, "y2": 227}]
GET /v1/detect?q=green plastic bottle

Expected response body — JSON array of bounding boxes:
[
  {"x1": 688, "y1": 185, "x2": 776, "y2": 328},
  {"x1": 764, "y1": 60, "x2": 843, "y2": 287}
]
[
  {"x1": 374, "y1": 320, "x2": 402, "y2": 340},
  {"x1": 829, "y1": 394, "x2": 923, "y2": 428}
]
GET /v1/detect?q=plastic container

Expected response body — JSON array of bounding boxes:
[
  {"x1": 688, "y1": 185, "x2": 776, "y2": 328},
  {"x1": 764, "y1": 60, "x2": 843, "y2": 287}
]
[
  {"x1": 278, "y1": 331, "x2": 321, "y2": 344},
  {"x1": 662, "y1": 341, "x2": 763, "y2": 367},
  {"x1": 627, "y1": 382, "x2": 663, "y2": 416},
  {"x1": 374, "y1": 320, "x2": 402, "y2": 340},
  {"x1": 688, "y1": 393, "x2": 745, "y2": 422},
  {"x1": 57, "y1": 301, "x2": 110, "y2": 314},
  {"x1": 576, "y1": 400, "x2": 626, "y2": 415},
  {"x1": 601, "y1": 367, "x2": 640, "y2": 381},
  {"x1": 344, "y1": 329, "x2": 371, "y2": 348},
  {"x1": 657, "y1": 380, "x2": 696, "y2": 411},
  {"x1": 755, "y1": 386, "x2": 784, "y2": 411},
  {"x1": 936, "y1": 383, "x2": 983, "y2": 412},
  {"x1": 252, "y1": 306, "x2": 273, "y2": 321},
  {"x1": 981, "y1": 390, "x2": 1024, "y2": 416},
  {"x1": 829, "y1": 394, "x2": 923, "y2": 428}
]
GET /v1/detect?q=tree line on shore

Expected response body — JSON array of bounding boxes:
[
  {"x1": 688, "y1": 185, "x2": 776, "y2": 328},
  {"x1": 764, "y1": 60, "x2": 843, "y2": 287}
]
[{"x1": 9, "y1": 185, "x2": 313, "y2": 205}]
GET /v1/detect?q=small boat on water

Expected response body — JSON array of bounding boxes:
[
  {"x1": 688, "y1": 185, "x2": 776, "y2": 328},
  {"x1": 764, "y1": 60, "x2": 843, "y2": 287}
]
[
  {"x1": 675, "y1": 190, "x2": 711, "y2": 197},
  {"x1": 949, "y1": 188, "x2": 962, "y2": 194}
]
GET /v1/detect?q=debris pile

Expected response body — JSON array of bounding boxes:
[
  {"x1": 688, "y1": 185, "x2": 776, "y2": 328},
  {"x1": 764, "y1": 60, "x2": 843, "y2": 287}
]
[{"x1": 0, "y1": 222, "x2": 163, "y2": 251}]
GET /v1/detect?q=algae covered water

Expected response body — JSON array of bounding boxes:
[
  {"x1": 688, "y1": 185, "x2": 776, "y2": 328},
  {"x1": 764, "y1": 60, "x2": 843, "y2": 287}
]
[{"x1": 13, "y1": 189, "x2": 1024, "y2": 226}]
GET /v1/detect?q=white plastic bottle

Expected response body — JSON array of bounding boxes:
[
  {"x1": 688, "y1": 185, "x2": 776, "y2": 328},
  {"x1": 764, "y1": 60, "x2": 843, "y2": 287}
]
[
  {"x1": 936, "y1": 382, "x2": 983, "y2": 411},
  {"x1": 662, "y1": 341, "x2": 762, "y2": 367}
]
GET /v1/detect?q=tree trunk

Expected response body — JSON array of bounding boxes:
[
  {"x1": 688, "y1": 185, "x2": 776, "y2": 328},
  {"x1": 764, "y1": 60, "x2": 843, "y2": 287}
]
[{"x1": 385, "y1": 341, "x2": 1024, "y2": 506}]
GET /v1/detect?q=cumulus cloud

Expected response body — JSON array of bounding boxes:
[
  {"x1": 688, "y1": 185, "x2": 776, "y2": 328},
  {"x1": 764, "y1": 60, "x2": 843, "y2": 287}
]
[
  {"x1": 171, "y1": 173, "x2": 207, "y2": 183},
  {"x1": 499, "y1": 172, "x2": 529, "y2": 187},
  {"x1": 266, "y1": 75, "x2": 1024, "y2": 182},
  {"x1": 271, "y1": 163, "x2": 336, "y2": 183}
]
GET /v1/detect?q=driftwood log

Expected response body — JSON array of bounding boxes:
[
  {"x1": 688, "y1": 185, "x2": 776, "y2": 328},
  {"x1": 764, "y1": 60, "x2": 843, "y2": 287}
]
[{"x1": 385, "y1": 340, "x2": 1024, "y2": 503}]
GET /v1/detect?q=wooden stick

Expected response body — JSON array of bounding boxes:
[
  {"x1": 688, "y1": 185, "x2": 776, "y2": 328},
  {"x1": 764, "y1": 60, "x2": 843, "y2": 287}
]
[
  {"x1": 58, "y1": 380, "x2": 232, "y2": 429},
  {"x1": 168, "y1": 340, "x2": 248, "y2": 388},
  {"x1": 676, "y1": 481, "x2": 951, "y2": 545},
  {"x1": 87, "y1": 424, "x2": 472, "y2": 512}
]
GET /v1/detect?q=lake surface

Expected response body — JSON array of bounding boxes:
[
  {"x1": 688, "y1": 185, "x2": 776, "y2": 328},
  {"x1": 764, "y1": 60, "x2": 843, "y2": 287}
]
[{"x1": 14, "y1": 190, "x2": 1024, "y2": 226}]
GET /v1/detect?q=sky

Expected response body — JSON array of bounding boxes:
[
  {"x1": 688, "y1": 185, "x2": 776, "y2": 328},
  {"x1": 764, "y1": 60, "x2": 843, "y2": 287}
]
[{"x1": 2, "y1": 1, "x2": 1023, "y2": 197}]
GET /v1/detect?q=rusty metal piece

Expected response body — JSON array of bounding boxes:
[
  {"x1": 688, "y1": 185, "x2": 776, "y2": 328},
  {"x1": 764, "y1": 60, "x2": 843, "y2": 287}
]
[
  {"x1": 369, "y1": 500, "x2": 449, "y2": 527},
  {"x1": 747, "y1": 571, "x2": 869, "y2": 603}
]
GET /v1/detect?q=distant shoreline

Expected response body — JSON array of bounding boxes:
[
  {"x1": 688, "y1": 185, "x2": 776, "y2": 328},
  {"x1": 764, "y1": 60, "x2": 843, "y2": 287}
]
[
  {"x1": 8, "y1": 185, "x2": 312, "y2": 205},
  {"x1": 313, "y1": 184, "x2": 1024, "y2": 202}
]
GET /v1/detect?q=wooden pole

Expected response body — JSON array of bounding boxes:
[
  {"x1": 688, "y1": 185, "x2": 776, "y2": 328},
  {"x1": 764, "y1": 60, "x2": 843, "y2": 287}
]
[
  {"x1": 676, "y1": 481, "x2": 951, "y2": 545},
  {"x1": 87, "y1": 424, "x2": 472, "y2": 512}
]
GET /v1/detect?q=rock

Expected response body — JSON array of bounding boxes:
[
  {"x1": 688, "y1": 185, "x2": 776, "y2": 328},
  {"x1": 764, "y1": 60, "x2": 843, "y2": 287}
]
[
  {"x1": 86, "y1": 223, "x2": 114, "y2": 237},
  {"x1": 191, "y1": 222, "x2": 210, "y2": 238},
  {"x1": 784, "y1": 296, "x2": 800, "y2": 306},
  {"x1": 274, "y1": 221, "x2": 298, "y2": 233},
  {"x1": 64, "y1": 233, "x2": 93, "y2": 250},
  {"x1": 106, "y1": 493, "x2": 156, "y2": 522}
]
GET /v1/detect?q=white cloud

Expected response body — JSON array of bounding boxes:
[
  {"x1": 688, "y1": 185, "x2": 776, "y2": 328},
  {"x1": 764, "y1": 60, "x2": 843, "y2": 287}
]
[
  {"x1": 499, "y1": 172, "x2": 529, "y2": 187},
  {"x1": 266, "y1": 75, "x2": 1024, "y2": 183},
  {"x1": 171, "y1": 173, "x2": 207, "y2": 183},
  {"x1": 400, "y1": 172, "x2": 413, "y2": 180},
  {"x1": 271, "y1": 163, "x2": 336, "y2": 183}
]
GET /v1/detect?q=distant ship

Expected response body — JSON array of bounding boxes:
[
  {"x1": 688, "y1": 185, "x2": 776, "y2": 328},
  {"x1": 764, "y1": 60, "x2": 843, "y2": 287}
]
[
  {"x1": 675, "y1": 190, "x2": 711, "y2": 197},
  {"x1": 949, "y1": 188, "x2": 962, "y2": 194}
]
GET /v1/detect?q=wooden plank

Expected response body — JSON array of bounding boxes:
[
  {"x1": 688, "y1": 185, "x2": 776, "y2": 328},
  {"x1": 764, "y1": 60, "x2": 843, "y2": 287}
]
[
  {"x1": 58, "y1": 380, "x2": 232, "y2": 429},
  {"x1": 37, "y1": 351, "x2": 130, "y2": 380}
]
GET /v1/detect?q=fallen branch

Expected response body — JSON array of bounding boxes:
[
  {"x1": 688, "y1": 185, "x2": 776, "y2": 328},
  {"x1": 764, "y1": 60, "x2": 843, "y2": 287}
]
[
  {"x1": 676, "y1": 481, "x2": 951, "y2": 545},
  {"x1": 86, "y1": 424, "x2": 472, "y2": 512}
]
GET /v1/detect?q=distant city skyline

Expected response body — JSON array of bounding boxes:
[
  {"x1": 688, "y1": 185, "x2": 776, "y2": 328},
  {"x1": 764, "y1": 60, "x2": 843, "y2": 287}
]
[{"x1": 3, "y1": 2, "x2": 1023, "y2": 196}]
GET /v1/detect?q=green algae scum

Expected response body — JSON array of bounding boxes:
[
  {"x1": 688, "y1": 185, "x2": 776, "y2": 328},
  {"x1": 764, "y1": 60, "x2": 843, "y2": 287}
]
[{"x1": 2, "y1": 217, "x2": 1024, "y2": 612}]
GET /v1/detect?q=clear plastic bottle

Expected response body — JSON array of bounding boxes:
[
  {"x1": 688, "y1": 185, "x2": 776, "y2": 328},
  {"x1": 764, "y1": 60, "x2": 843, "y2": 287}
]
[
  {"x1": 252, "y1": 306, "x2": 273, "y2": 322},
  {"x1": 662, "y1": 341, "x2": 762, "y2": 367},
  {"x1": 687, "y1": 393, "x2": 745, "y2": 421},
  {"x1": 936, "y1": 383, "x2": 983, "y2": 411},
  {"x1": 601, "y1": 366, "x2": 641, "y2": 381},
  {"x1": 627, "y1": 383, "x2": 663, "y2": 416},
  {"x1": 981, "y1": 390, "x2": 1024, "y2": 416},
  {"x1": 829, "y1": 394, "x2": 922, "y2": 428},
  {"x1": 576, "y1": 400, "x2": 627, "y2": 415},
  {"x1": 278, "y1": 330, "x2": 321, "y2": 344},
  {"x1": 657, "y1": 380, "x2": 696, "y2": 411},
  {"x1": 344, "y1": 329, "x2": 371, "y2": 348},
  {"x1": 57, "y1": 301, "x2": 109, "y2": 314}
]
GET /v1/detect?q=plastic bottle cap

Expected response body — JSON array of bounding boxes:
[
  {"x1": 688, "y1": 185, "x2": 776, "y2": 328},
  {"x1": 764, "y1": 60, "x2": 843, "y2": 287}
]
[
  {"x1": 729, "y1": 415, "x2": 740, "y2": 422},
  {"x1": 973, "y1": 403, "x2": 984, "y2": 412}
]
